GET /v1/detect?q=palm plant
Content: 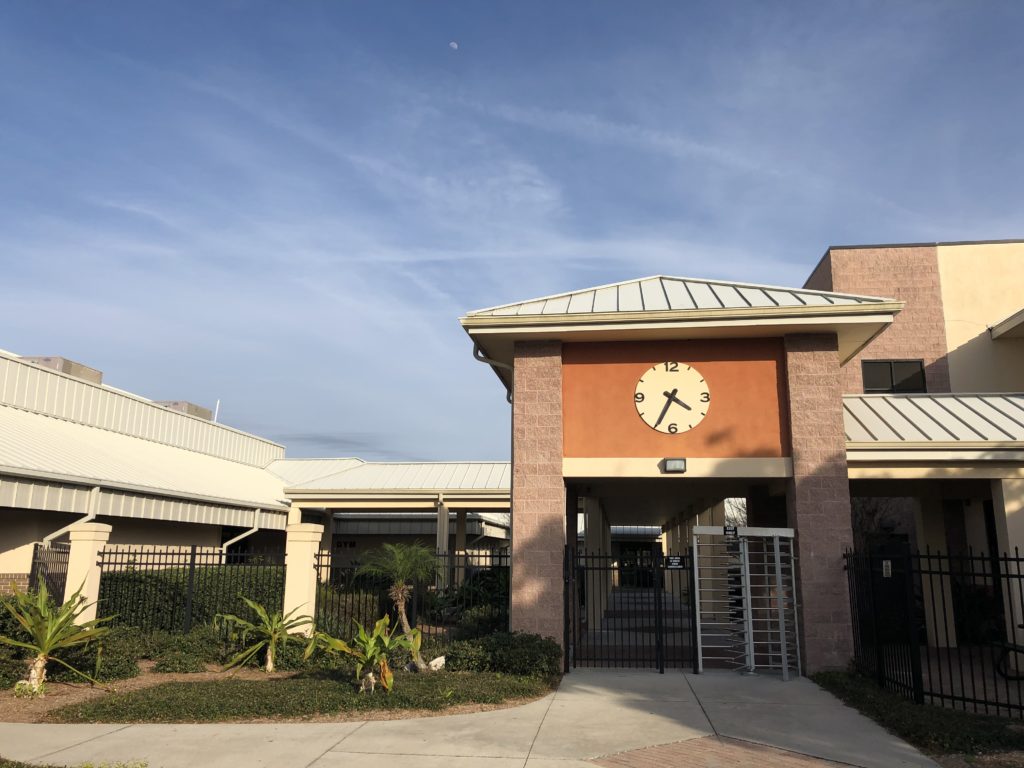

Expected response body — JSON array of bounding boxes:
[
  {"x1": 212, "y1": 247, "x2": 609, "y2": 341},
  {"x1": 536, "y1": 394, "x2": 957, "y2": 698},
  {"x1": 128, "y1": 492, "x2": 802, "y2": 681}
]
[
  {"x1": 215, "y1": 597, "x2": 311, "y2": 673},
  {"x1": 356, "y1": 542, "x2": 438, "y2": 671},
  {"x1": 306, "y1": 615, "x2": 414, "y2": 693},
  {"x1": 0, "y1": 579, "x2": 111, "y2": 695}
]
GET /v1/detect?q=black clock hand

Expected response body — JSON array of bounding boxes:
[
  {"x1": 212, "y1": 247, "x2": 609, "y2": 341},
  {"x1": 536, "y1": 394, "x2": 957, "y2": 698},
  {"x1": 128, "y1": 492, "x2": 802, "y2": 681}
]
[
  {"x1": 653, "y1": 389, "x2": 677, "y2": 428},
  {"x1": 663, "y1": 391, "x2": 692, "y2": 411}
]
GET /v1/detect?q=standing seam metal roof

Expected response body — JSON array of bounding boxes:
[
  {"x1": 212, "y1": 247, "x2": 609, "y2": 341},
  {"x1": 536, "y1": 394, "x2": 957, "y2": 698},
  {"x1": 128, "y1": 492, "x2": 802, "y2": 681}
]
[
  {"x1": 0, "y1": 403, "x2": 288, "y2": 507},
  {"x1": 466, "y1": 275, "x2": 892, "y2": 317},
  {"x1": 288, "y1": 461, "x2": 511, "y2": 492},
  {"x1": 264, "y1": 458, "x2": 365, "y2": 486},
  {"x1": 844, "y1": 394, "x2": 1024, "y2": 443}
]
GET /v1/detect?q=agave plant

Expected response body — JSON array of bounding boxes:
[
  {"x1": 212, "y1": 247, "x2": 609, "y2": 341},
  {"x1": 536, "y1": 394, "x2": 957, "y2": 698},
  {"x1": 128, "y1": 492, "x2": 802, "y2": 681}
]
[
  {"x1": 306, "y1": 615, "x2": 415, "y2": 693},
  {"x1": 355, "y1": 542, "x2": 438, "y2": 671},
  {"x1": 215, "y1": 597, "x2": 311, "y2": 673},
  {"x1": 0, "y1": 579, "x2": 111, "y2": 695}
]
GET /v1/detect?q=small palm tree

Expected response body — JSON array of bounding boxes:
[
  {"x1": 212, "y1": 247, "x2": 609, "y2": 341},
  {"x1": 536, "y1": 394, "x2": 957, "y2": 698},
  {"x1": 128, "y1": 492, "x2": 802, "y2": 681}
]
[
  {"x1": 0, "y1": 580, "x2": 111, "y2": 695},
  {"x1": 356, "y1": 542, "x2": 438, "y2": 671},
  {"x1": 307, "y1": 615, "x2": 415, "y2": 693},
  {"x1": 215, "y1": 597, "x2": 311, "y2": 673}
]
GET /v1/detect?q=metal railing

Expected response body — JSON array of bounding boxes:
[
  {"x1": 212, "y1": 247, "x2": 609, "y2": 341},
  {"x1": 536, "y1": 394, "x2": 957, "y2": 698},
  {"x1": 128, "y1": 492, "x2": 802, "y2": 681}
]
[
  {"x1": 313, "y1": 550, "x2": 509, "y2": 643},
  {"x1": 846, "y1": 547, "x2": 1024, "y2": 718},
  {"x1": 29, "y1": 542, "x2": 71, "y2": 599},
  {"x1": 97, "y1": 546, "x2": 285, "y2": 632}
]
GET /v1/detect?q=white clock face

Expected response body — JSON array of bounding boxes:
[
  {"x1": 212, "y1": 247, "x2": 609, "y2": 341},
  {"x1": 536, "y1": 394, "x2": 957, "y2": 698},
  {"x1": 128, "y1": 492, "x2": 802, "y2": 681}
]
[{"x1": 634, "y1": 362, "x2": 711, "y2": 434}]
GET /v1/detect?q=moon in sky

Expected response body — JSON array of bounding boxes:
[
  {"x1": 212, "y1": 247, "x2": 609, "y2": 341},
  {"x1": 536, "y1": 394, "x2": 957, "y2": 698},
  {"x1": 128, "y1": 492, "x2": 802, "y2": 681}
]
[{"x1": 449, "y1": 41, "x2": 459, "y2": 50}]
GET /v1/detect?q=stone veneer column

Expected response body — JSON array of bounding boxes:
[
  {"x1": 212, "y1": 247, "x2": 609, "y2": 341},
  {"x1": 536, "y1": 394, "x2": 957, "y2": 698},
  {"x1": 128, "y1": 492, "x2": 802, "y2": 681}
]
[
  {"x1": 510, "y1": 340, "x2": 565, "y2": 644},
  {"x1": 784, "y1": 333, "x2": 854, "y2": 673}
]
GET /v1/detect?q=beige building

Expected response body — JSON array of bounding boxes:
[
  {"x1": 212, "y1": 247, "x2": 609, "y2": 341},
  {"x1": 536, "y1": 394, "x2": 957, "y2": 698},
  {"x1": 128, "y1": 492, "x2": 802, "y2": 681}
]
[
  {"x1": 0, "y1": 352, "x2": 508, "y2": 591},
  {"x1": 3, "y1": 238, "x2": 1023, "y2": 681}
]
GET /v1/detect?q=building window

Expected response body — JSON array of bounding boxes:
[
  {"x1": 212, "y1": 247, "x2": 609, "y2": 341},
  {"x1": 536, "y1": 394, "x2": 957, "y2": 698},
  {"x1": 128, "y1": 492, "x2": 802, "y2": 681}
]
[{"x1": 862, "y1": 360, "x2": 927, "y2": 394}]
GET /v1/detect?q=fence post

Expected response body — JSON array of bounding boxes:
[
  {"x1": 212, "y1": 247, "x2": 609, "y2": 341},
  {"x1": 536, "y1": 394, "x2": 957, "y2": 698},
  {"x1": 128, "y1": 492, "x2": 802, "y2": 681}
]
[
  {"x1": 63, "y1": 522, "x2": 112, "y2": 621},
  {"x1": 654, "y1": 550, "x2": 665, "y2": 674},
  {"x1": 183, "y1": 544, "x2": 198, "y2": 633},
  {"x1": 283, "y1": 523, "x2": 323, "y2": 634},
  {"x1": 904, "y1": 549, "x2": 925, "y2": 705}
]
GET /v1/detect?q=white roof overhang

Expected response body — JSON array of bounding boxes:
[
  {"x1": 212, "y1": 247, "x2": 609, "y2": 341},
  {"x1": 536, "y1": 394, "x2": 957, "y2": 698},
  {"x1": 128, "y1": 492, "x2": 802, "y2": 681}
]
[{"x1": 991, "y1": 307, "x2": 1024, "y2": 340}]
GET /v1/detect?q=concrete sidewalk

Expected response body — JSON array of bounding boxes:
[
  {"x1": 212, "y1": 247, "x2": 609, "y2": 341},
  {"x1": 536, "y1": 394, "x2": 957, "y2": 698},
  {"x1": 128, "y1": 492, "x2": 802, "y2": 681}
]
[{"x1": 0, "y1": 670, "x2": 937, "y2": 768}]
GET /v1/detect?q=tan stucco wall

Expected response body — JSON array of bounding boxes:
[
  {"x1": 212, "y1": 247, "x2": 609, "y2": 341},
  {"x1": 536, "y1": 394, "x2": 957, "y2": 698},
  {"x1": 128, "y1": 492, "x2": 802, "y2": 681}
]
[
  {"x1": 937, "y1": 242, "x2": 1024, "y2": 392},
  {"x1": 104, "y1": 517, "x2": 223, "y2": 548},
  {"x1": 0, "y1": 507, "x2": 79, "y2": 574}
]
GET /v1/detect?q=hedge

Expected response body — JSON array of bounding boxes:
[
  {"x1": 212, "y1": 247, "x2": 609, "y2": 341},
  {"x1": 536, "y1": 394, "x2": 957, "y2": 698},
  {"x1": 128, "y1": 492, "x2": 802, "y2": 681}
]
[
  {"x1": 445, "y1": 632, "x2": 561, "y2": 677},
  {"x1": 97, "y1": 567, "x2": 286, "y2": 632}
]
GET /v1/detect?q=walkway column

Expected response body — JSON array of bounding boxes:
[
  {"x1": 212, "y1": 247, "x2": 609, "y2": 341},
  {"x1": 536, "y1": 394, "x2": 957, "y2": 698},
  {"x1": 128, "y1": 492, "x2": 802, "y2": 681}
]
[
  {"x1": 993, "y1": 478, "x2": 1024, "y2": 655},
  {"x1": 63, "y1": 522, "x2": 112, "y2": 621},
  {"x1": 511, "y1": 340, "x2": 565, "y2": 644},
  {"x1": 784, "y1": 333, "x2": 854, "y2": 673},
  {"x1": 283, "y1": 522, "x2": 323, "y2": 631},
  {"x1": 454, "y1": 508, "x2": 467, "y2": 585}
]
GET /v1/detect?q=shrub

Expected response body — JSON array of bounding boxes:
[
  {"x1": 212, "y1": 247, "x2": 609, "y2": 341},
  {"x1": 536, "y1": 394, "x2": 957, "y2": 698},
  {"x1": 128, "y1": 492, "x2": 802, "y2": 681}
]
[
  {"x1": 444, "y1": 633, "x2": 560, "y2": 677},
  {"x1": 483, "y1": 632, "x2": 561, "y2": 677},
  {"x1": 444, "y1": 639, "x2": 489, "y2": 672},
  {"x1": 0, "y1": 646, "x2": 26, "y2": 688},
  {"x1": 50, "y1": 639, "x2": 139, "y2": 683},
  {"x1": 98, "y1": 566, "x2": 285, "y2": 632},
  {"x1": 453, "y1": 604, "x2": 508, "y2": 640},
  {"x1": 153, "y1": 650, "x2": 206, "y2": 674}
]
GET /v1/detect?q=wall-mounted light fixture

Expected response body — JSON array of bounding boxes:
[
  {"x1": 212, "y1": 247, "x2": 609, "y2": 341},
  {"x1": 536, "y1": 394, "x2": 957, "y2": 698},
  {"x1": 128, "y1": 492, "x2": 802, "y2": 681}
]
[{"x1": 662, "y1": 458, "x2": 687, "y2": 474}]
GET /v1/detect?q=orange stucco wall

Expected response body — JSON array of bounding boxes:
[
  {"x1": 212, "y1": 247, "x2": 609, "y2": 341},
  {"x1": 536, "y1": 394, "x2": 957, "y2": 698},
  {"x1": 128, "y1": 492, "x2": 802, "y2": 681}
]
[{"x1": 562, "y1": 339, "x2": 790, "y2": 458}]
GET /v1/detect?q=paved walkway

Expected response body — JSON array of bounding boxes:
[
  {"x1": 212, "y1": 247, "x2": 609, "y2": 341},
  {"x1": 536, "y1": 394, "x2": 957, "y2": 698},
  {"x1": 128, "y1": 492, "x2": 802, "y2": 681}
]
[{"x1": 0, "y1": 670, "x2": 937, "y2": 768}]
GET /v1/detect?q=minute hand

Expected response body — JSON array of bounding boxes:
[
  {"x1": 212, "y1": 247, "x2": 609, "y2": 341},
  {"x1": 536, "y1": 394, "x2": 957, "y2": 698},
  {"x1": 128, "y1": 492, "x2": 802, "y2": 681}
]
[
  {"x1": 664, "y1": 391, "x2": 692, "y2": 411},
  {"x1": 653, "y1": 389, "x2": 677, "y2": 428}
]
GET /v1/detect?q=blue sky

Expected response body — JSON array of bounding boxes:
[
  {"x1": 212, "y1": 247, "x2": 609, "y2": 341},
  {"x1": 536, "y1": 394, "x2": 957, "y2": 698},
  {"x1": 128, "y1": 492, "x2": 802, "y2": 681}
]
[{"x1": 1, "y1": 2, "x2": 1022, "y2": 460}]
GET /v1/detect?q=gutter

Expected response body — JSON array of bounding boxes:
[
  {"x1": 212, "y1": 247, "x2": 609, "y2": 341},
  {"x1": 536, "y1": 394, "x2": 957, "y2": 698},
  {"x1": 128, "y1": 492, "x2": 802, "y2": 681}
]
[
  {"x1": 473, "y1": 342, "x2": 513, "y2": 404},
  {"x1": 43, "y1": 485, "x2": 100, "y2": 545},
  {"x1": 220, "y1": 508, "x2": 262, "y2": 552}
]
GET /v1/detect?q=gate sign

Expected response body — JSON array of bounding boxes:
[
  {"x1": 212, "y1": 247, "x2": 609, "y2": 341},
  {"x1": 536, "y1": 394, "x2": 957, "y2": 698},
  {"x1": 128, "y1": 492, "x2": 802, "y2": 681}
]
[
  {"x1": 665, "y1": 555, "x2": 685, "y2": 570},
  {"x1": 724, "y1": 525, "x2": 738, "y2": 540},
  {"x1": 882, "y1": 560, "x2": 892, "y2": 578}
]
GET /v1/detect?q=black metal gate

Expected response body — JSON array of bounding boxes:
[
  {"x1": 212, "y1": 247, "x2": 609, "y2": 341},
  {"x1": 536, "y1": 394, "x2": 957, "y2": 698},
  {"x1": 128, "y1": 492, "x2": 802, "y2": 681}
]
[{"x1": 568, "y1": 548, "x2": 696, "y2": 671}]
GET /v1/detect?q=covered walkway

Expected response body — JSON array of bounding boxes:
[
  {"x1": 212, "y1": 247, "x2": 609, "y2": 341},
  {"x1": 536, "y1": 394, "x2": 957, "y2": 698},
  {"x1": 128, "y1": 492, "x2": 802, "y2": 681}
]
[{"x1": 0, "y1": 670, "x2": 935, "y2": 768}]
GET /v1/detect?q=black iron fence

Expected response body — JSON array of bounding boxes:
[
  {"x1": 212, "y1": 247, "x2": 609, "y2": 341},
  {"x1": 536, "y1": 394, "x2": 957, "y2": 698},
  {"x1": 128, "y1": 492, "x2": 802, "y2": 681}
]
[
  {"x1": 846, "y1": 547, "x2": 1024, "y2": 718},
  {"x1": 29, "y1": 542, "x2": 71, "y2": 599},
  {"x1": 313, "y1": 550, "x2": 509, "y2": 644},
  {"x1": 568, "y1": 549, "x2": 696, "y2": 671},
  {"x1": 97, "y1": 546, "x2": 285, "y2": 633}
]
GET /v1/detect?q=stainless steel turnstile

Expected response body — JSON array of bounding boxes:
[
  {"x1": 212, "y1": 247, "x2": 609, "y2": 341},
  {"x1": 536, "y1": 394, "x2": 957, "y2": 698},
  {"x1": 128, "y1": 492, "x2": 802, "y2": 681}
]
[{"x1": 692, "y1": 526, "x2": 801, "y2": 679}]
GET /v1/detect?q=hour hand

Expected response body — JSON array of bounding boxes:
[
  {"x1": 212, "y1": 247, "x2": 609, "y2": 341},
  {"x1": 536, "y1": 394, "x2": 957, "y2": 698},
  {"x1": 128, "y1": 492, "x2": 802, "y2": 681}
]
[
  {"x1": 653, "y1": 389, "x2": 676, "y2": 428},
  {"x1": 663, "y1": 391, "x2": 692, "y2": 411}
]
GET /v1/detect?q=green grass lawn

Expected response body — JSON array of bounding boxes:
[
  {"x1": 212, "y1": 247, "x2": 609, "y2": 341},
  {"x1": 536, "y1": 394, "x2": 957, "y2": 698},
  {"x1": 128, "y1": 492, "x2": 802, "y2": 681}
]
[
  {"x1": 48, "y1": 671, "x2": 557, "y2": 723},
  {"x1": 813, "y1": 670, "x2": 1024, "y2": 756}
]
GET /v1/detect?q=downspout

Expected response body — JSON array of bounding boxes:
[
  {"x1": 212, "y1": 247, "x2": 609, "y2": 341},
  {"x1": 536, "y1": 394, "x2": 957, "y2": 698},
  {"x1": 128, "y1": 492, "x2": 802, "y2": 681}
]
[
  {"x1": 43, "y1": 485, "x2": 100, "y2": 545},
  {"x1": 473, "y1": 342, "x2": 513, "y2": 404},
  {"x1": 221, "y1": 508, "x2": 262, "y2": 553}
]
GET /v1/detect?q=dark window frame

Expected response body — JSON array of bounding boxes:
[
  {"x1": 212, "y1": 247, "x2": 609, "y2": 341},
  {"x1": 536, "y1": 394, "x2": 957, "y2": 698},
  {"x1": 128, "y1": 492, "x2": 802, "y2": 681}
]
[{"x1": 862, "y1": 359, "x2": 927, "y2": 394}]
